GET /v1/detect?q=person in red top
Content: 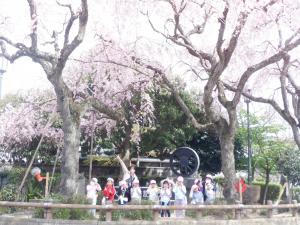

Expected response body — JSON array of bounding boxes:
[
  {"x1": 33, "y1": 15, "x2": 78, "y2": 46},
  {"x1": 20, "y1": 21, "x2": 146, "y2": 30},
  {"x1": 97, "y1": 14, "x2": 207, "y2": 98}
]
[{"x1": 102, "y1": 177, "x2": 116, "y2": 204}]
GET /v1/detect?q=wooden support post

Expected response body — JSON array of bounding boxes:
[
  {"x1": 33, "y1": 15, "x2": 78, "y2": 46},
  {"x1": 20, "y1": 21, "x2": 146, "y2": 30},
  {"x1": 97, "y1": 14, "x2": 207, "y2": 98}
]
[
  {"x1": 45, "y1": 172, "x2": 49, "y2": 198},
  {"x1": 196, "y1": 209, "x2": 202, "y2": 220},
  {"x1": 239, "y1": 181, "x2": 243, "y2": 203},
  {"x1": 235, "y1": 202, "x2": 243, "y2": 220},
  {"x1": 106, "y1": 210, "x2": 112, "y2": 222},
  {"x1": 43, "y1": 200, "x2": 53, "y2": 219},
  {"x1": 267, "y1": 200, "x2": 273, "y2": 218},
  {"x1": 152, "y1": 209, "x2": 160, "y2": 221},
  {"x1": 292, "y1": 200, "x2": 297, "y2": 217}
]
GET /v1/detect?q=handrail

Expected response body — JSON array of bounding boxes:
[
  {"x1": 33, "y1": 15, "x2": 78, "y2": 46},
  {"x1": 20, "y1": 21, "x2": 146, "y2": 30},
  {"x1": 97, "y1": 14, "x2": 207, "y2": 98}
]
[
  {"x1": 0, "y1": 201, "x2": 299, "y2": 209},
  {"x1": 0, "y1": 200, "x2": 298, "y2": 221}
]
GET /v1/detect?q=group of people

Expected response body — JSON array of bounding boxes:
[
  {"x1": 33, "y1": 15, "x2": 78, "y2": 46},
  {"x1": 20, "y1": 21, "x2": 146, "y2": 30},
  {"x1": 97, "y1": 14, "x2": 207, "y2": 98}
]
[{"x1": 86, "y1": 155, "x2": 216, "y2": 217}]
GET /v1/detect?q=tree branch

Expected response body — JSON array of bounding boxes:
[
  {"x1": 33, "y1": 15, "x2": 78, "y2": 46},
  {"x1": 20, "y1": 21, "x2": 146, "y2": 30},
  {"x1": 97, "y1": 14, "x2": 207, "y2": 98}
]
[
  {"x1": 57, "y1": 0, "x2": 88, "y2": 73},
  {"x1": 223, "y1": 10, "x2": 249, "y2": 66},
  {"x1": 132, "y1": 56, "x2": 214, "y2": 131},
  {"x1": 27, "y1": 0, "x2": 38, "y2": 50},
  {"x1": 90, "y1": 98, "x2": 124, "y2": 122},
  {"x1": 280, "y1": 54, "x2": 291, "y2": 113},
  {"x1": 230, "y1": 36, "x2": 300, "y2": 107},
  {"x1": 216, "y1": 4, "x2": 228, "y2": 62},
  {"x1": 224, "y1": 82, "x2": 298, "y2": 127},
  {"x1": 146, "y1": 3, "x2": 216, "y2": 68}
]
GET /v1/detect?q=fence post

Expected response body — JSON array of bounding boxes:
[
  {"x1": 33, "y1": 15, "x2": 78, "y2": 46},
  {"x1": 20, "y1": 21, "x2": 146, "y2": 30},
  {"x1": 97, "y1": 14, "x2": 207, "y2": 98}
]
[
  {"x1": 235, "y1": 202, "x2": 243, "y2": 220},
  {"x1": 292, "y1": 200, "x2": 297, "y2": 217},
  {"x1": 267, "y1": 200, "x2": 273, "y2": 218},
  {"x1": 105, "y1": 210, "x2": 112, "y2": 221},
  {"x1": 152, "y1": 205, "x2": 160, "y2": 221},
  {"x1": 43, "y1": 200, "x2": 53, "y2": 219},
  {"x1": 196, "y1": 207, "x2": 203, "y2": 220}
]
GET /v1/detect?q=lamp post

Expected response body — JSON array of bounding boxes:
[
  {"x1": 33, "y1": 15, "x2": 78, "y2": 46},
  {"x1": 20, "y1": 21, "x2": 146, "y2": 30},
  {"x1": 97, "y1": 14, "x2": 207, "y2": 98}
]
[
  {"x1": 0, "y1": 57, "x2": 8, "y2": 99},
  {"x1": 244, "y1": 89, "x2": 252, "y2": 184}
]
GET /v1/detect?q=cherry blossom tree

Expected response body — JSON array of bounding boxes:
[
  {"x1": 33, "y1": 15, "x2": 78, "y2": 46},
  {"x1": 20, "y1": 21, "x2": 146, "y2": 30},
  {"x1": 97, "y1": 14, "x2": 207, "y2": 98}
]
[
  {"x1": 224, "y1": 3, "x2": 300, "y2": 150},
  {"x1": 116, "y1": 0, "x2": 300, "y2": 200},
  {"x1": 0, "y1": 91, "x2": 62, "y2": 163},
  {"x1": 0, "y1": 0, "x2": 90, "y2": 196}
]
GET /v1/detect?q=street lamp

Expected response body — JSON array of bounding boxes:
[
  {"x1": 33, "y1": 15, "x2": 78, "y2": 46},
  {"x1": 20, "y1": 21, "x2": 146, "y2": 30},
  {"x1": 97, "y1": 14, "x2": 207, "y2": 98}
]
[
  {"x1": 244, "y1": 88, "x2": 252, "y2": 184},
  {"x1": 0, "y1": 57, "x2": 8, "y2": 99}
]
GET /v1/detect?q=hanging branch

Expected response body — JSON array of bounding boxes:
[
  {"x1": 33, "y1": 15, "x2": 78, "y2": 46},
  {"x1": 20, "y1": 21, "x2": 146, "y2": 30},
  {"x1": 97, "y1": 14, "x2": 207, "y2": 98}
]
[{"x1": 16, "y1": 111, "x2": 57, "y2": 201}]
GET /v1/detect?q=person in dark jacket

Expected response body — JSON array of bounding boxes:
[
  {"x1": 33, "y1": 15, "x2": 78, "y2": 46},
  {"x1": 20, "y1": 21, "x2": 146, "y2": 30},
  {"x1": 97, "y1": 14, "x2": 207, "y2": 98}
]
[{"x1": 117, "y1": 180, "x2": 131, "y2": 205}]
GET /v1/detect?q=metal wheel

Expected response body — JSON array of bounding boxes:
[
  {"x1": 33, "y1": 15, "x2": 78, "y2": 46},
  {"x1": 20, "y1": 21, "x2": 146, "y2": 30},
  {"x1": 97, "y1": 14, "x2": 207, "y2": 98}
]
[{"x1": 170, "y1": 147, "x2": 200, "y2": 177}]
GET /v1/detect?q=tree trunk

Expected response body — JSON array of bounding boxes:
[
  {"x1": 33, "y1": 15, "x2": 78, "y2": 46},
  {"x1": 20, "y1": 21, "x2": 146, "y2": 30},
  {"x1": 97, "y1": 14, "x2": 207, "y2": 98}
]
[
  {"x1": 263, "y1": 168, "x2": 270, "y2": 205},
  {"x1": 59, "y1": 115, "x2": 81, "y2": 196},
  {"x1": 219, "y1": 128, "x2": 236, "y2": 201},
  {"x1": 291, "y1": 124, "x2": 300, "y2": 150},
  {"x1": 53, "y1": 80, "x2": 82, "y2": 196}
]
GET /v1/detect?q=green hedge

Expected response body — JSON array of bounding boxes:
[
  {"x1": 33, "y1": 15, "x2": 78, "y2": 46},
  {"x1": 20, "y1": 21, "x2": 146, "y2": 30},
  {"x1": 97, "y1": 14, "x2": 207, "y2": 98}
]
[
  {"x1": 292, "y1": 187, "x2": 300, "y2": 201},
  {"x1": 34, "y1": 194, "x2": 93, "y2": 220},
  {"x1": 98, "y1": 200, "x2": 153, "y2": 221},
  {"x1": 252, "y1": 181, "x2": 282, "y2": 203}
]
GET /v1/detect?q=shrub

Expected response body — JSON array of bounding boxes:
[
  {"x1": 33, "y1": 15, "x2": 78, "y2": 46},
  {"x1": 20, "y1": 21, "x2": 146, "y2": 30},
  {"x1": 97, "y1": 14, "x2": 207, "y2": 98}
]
[
  {"x1": 252, "y1": 181, "x2": 282, "y2": 203},
  {"x1": 0, "y1": 184, "x2": 17, "y2": 201},
  {"x1": 98, "y1": 200, "x2": 153, "y2": 221},
  {"x1": 292, "y1": 187, "x2": 300, "y2": 201},
  {"x1": 33, "y1": 194, "x2": 93, "y2": 220}
]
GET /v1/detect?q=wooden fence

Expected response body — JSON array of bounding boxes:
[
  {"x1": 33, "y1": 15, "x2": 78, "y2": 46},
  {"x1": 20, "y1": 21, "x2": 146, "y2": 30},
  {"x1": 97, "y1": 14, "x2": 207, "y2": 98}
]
[{"x1": 0, "y1": 200, "x2": 299, "y2": 221}]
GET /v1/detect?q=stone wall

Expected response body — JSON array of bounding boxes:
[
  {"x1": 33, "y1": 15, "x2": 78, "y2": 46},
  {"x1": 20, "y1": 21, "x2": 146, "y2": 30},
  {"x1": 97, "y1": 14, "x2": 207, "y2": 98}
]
[{"x1": 0, "y1": 217, "x2": 299, "y2": 225}]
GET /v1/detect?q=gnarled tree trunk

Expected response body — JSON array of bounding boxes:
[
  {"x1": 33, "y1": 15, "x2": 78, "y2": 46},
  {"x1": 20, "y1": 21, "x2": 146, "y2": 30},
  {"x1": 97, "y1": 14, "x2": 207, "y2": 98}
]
[
  {"x1": 51, "y1": 77, "x2": 83, "y2": 196},
  {"x1": 219, "y1": 126, "x2": 236, "y2": 200},
  {"x1": 60, "y1": 112, "x2": 81, "y2": 195}
]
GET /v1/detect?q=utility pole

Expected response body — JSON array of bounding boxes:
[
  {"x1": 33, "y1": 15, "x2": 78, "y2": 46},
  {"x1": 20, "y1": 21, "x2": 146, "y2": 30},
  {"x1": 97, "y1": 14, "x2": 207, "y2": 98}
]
[{"x1": 244, "y1": 89, "x2": 252, "y2": 184}]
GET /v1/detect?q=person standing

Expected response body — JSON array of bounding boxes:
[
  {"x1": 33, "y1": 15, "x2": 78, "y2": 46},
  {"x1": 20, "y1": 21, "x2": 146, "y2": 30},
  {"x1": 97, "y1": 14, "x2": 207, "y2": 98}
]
[
  {"x1": 203, "y1": 174, "x2": 215, "y2": 204},
  {"x1": 146, "y1": 180, "x2": 160, "y2": 204},
  {"x1": 117, "y1": 180, "x2": 131, "y2": 205},
  {"x1": 86, "y1": 178, "x2": 101, "y2": 216},
  {"x1": 116, "y1": 155, "x2": 138, "y2": 189},
  {"x1": 102, "y1": 177, "x2": 116, "y2": 204},
  {"x1": 160, "y1": 180, "x2": 172, "y2": 217},
  {"x1": 189, "y1": 178, "x2": 204, "y2": 204},
  {"x1": 173, "y1": 176, "x2": 187, "y2": 218},
  {"x1": 130, "y1": 179, "x2": 142, "y2": 204}
]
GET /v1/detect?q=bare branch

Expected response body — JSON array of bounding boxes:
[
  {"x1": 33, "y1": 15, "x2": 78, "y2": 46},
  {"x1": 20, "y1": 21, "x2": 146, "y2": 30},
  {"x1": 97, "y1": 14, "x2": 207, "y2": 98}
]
[
  {"x1": 216, "y1": 4, "x2": 229, "y2": 62},
  {"x1": 27, "y1": 0, "x2": 38, "y2": 50},
  {"x1": 262, "y1": 0, "x2": 278, "y2": 13},
  {"x1": 224, "y1": 82, "x2": 298, "y2": 127},
  {"x1": 285, "y1": 27, "x2": 300, "y2": 46},
  {"x1": 132, "y1": 56, "x2": 214, "y2": 131},
  {"x1": 280, "y1": 54, "x2": 291, "y2": 113},
  {"x1": 217, "y1": 81, "x2": 229, "y2": 108},
  {"x1": 223, "y1": 10, "x2": 249, "y2": 66},
  {"x1": 286, "y1": 72, "x2": 300, "y2": 91},
  {"x1": 57, "y1": 0, "x2": 88, "y2": 73},
  {"x1": 56, "y1": 0, "x2": 78, "y2": 48},
  {"x1": 146, "y1": 4, "x2": 216, "y2": 68},
  {"x1": 230, "y1": 36, "x2": 300, "y2": 107},
  {"x1": 90, "y1": 98, "x2": 124, "y2": 122}
]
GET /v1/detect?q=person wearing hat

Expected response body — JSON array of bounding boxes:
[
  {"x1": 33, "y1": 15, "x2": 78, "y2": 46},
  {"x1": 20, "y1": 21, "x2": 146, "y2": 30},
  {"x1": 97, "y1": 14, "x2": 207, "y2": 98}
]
[
  {"x1": 160, "y1": 180, "x2": 172, "y2": 217},
  {"x1": 173, "y1": 176, "x2": 187, "y2": 218},
  {"x1": 130, "y1": 179, "x2": 142, "y2": 203},
  {"x1": 102, "y1": 177, "x2": 116, "y2": 204},
  {"x1": 203, "y1": 174, "x2": 216, "y2": 204},
  {"x1": 86, "y1": 178, "x2": 101, "y2": 216},
  {"x1": 146, "y1": 180, "x2": 160, "y2": 203},
  {"x1": 189, "y1": 178, "x2": 204, "y2": 204},
  {"x1": 117, "y1": 180, "x2": 131, "y2": 205}
]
